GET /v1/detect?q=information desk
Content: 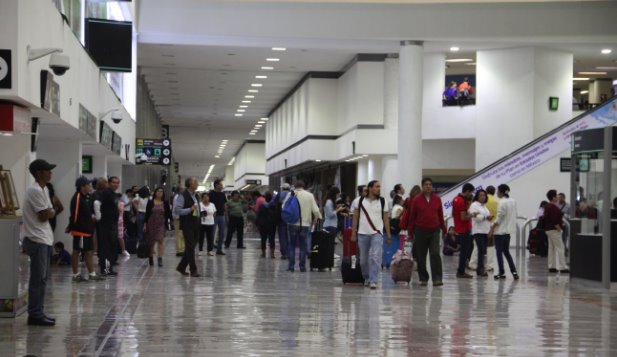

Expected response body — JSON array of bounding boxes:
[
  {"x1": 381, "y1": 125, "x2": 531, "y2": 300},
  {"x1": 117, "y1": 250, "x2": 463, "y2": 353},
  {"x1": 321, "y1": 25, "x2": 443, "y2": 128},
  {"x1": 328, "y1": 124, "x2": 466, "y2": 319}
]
[
  {"x1": 570, "y1": 220, "x2": 617, "y2": 282},
  {"x1": 0, "y1": 216, "x2": 28, "y2": 317}
]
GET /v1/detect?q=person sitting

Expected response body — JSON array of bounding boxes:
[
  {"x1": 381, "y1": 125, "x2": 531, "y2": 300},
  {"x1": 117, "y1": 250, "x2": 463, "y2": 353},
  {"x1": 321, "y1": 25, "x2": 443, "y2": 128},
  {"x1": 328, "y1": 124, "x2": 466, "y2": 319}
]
[
  {"x1": 443, "y1": 226, "x2": 461, "y2": 256},
  {"x1": 52, "y1": 242, "x2": 71, "y2": 266},
  {"x1": 442, "y1": 81, "x2": 458, "y2": 106}
]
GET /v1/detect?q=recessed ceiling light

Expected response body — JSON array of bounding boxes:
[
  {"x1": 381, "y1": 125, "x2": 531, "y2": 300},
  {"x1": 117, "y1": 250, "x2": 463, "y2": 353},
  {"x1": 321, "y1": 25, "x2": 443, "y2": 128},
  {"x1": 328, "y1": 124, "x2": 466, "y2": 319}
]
[
  {"x1": 239, "y1": 105, "x2": 248, "y2": 108},
  {"x1": 249, "y1": 133, "x2": 256, "y2": 136},
  {"x1": 266, "y1": 58, "x2": 280, "y2": 62},
  {"x1": 261, "y1": 117, "x2": 269, "y2": 121},
  {"x1": 445, "y1": 58, "x2": 473, "y2": 63},
  {"x1": 245, "y1": 95, "x2": 255, "y2": 99},
  {"x1": 601, "y1": 48, "x2": 612, "y2": 54},
  {"x1": 256, "y1": 75, "x2": 268, "y2": 79},
  {"x1": 235, "y1": 113, "x2": 243, "y2": 117},
  {"x1": 222, "y1": 140, "x2": 229, "y2": 143},
  {"x1": 261, "y1": 66, "x2": 274, "y2": 70},
  {"x1": 215, "y1": 155, "x2": 220, "y2": 158},
  {"x1": 272, "y1": 47, "x2": 286, "y2": 51},
  {"x1": 255, "y1": 125, "x2": 263, "y2": 128},
  {"x1": 573, "y1": 77, "x2": 590, "y2": 81},
  {"x1": 251, "y1": 83, "x2": 263, "y2": 87},
  {"x1": 258, "y1": 121, "x2": 265, "y2": 124},
  {"x1": 242, "y1": 100, "x2": 252, "y2": 103},
  {"x1": 580, "y1": 90, "x2": 589, "y2": 94},
  {"x1": 237, "y1": 109, "x2": 246, "y2": 112},
  {"x1": 578, "y1": 71, "x2": 607, "y2": 75},
  {"x1": 450, "y1": 46, "x2": 460, "y2": 52},
  {"x1": 248, "y1": 89, "x2": 259, "y2": 93}
]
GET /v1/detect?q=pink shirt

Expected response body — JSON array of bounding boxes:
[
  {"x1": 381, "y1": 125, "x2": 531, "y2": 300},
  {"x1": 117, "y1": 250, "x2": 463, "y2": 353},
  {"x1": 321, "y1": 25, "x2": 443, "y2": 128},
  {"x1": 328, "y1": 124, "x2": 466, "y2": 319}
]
[{"x1": 253, "y1": 196, "x2": 266, "y2": 214}]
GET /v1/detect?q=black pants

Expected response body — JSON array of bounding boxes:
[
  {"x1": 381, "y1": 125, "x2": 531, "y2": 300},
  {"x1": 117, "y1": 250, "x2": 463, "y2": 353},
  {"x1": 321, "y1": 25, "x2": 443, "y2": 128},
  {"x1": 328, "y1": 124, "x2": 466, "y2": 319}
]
[
  {"x1": 97, "y1": 222, "x2": 117, "y2": 273},
  {"x1": 260, "y1": 226, "x2": 276, "y2": 251},
  {"x1": 473, "y1": 234, "x2": 488, "y2": 274},
  {"x1": 225, "y1": 216, "x2": 244, "y2": 248},
  {"x1": 199, "y1": 225, "x2": 215, "y2": 252},
  {"x1": 457, "y1": 231, "x2": 473, "y2": 275},
  {"x1": 124, "y1": 211, "x2": 136, "y2": 239},
  {"x1": 177, "y1": 227, "x2": 199, "y2": 274}
]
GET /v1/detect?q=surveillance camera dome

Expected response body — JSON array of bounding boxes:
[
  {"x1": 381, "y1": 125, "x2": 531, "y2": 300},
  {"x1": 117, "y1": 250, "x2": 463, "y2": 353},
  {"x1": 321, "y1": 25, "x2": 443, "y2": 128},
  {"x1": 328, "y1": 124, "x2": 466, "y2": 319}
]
[
  {"x1": 49, "y1": 53, "x2": 70, "y2": 76},
  {"x1": 111, "y1": 111, "x2": 122, "y2": 124}
]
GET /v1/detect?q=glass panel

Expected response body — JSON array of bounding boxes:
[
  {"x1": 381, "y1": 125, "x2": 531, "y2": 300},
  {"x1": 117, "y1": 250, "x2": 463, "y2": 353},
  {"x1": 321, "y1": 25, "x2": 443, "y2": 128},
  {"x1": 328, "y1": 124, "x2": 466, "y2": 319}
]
[{"x1": 574, "y1": 152, "x2": 605, "y2": 234}]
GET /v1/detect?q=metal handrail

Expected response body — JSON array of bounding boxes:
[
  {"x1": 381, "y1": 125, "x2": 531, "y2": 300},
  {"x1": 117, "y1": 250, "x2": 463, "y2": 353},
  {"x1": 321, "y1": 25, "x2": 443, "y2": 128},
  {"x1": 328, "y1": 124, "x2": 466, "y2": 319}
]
[{"x1": 520, "y1": 217, "x2": 571, "y2": 261}]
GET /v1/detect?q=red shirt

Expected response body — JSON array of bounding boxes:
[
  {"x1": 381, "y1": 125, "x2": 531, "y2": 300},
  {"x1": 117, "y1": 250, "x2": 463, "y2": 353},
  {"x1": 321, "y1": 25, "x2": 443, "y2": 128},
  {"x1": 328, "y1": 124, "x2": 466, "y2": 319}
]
[
  {"x1": 543, "y1": 203, "x2": 563, "y2": 231},
  {"x1": 408, "y1": 193, "x2": 446, "y2": 234},
  {"x1": 253, "y1": 196, "x2": 266, "y2": 214},
  {"x1": 452, "y1": 194, "x2": 471, "y2": 234}
]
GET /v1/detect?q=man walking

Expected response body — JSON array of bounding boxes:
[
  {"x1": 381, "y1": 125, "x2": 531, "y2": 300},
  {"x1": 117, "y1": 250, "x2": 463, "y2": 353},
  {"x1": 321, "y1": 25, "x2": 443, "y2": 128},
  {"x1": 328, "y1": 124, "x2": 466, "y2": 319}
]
[
  {"x1": 454, "y1": 183, "x2": 475, "y2": 279},
  {"x1": 172, "y1": 186, "x2": 186, "y2": 257},
  {"x1": 351, "y1": 180, "x2": 391, "y2": 289},
  {"x1": 407, "y1": 178, "x2": 447, "y2": 287},
  {"x1": 209, "y1": 179, "x2": 227, "y2": 255},
  {"x1": 545, "y1": 190, "x2": 569, "y2": 274},
  {"x1": 22, "y1": 159, "x2": 57, "y2": 326},
  {"x1": 275, "y1": 183, "x2": 291, "y2": 259},
  {"x1": 175, "y1": 177, "x2": 201, "y2": 277},
  {"x1": 286, "y1": 180, "x2": 322, "y2": 272}
]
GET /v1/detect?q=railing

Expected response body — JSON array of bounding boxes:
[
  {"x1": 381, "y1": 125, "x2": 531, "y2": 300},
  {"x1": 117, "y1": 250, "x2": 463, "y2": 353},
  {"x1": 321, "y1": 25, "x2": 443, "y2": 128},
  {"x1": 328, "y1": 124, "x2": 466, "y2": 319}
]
[{"x1": 519, "y1": 217, "x2": 571, "y2": 261}]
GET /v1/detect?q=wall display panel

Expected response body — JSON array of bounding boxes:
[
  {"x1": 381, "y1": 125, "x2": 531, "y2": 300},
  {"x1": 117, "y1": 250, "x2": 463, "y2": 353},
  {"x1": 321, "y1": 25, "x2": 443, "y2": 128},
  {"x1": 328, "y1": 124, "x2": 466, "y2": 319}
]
[
  {"x1": 40, "y1": 71, "x2": 60, "y2": 116},
  {"x1": 135, "y1": 138, "x2": 171, "y2": 165},
  {"x1": 443, "y1": 74, "x2": 476, "y2": 107},
  {"x1": 99, "y1": 121, "x2": 113, "y2": 151},
  {"x1": 85, "y1": 18, "x2": 132, "y2": 72},
  {"x1": 78, "y1": 104, "x2": 98, "y2": 140}
]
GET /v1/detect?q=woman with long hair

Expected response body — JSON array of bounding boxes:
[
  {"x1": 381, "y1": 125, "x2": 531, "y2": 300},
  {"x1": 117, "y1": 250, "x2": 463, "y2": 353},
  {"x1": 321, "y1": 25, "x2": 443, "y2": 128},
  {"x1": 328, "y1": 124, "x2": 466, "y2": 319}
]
[
  {"x1": 144, "y1": 187, "x2": 171, "y2": 267},
  {"x1": 199, "y1": 192, "x2": 217, "y2": 256},
  {"x1": 134, "y1": 186, "x2": 150, "y2": 247},
  {"x1": 324, "y1": 186, "x2": 342, "y2": 237},
  {"x1": 488, "y1": 184, "x2": 519, "y2": 280},
  {"x1": 469, "y1": 189, "x2": 492, "y2": 277}
]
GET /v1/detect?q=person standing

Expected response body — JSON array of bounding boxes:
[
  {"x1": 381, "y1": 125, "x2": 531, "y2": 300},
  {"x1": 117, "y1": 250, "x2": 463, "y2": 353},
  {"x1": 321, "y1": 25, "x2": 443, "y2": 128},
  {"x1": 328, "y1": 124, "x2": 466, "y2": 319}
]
[
  {"x1": 469, "y1": 189, "x2": 492, "y2": 277},
  {"x1": 323, "y1": 186, "x2": 342, "y2": 237},
  {"x1": 556, "y1": 192, "x2": 571, "y2": 253},
  {"x1": 484, "y1": 185, "x2": 499, "y2": 271},
  {"x1": 68, "y1": 176, "x2": 104, "y2": 282},
  {"x1": 96, "y1": 177, "x2": 121, "y2": 276},
  {"x1": 286, "y1": 180, "x2": 322, "y2": 272},
  {"x1": 257, "y1": 192, "x2": 277, "y2": 258},
  {"x1": 22, "y1": 159, "x2": 57, "y2": 326},
  {"x1": 225, "y1": 191, "x2": 245, "y2": 249},
  {"x1": 174, "y1": 177, "x2": 201, "y2": 277},
  {"x1": 407, "y1": 178, "x2": 446, "y2": 287},
  {"x1": 545, "y1": 190, "x2": 569, "y2": 274},
  {"x1": 209, "y1": 179, "x2": 228, "y2": 255},
  {"x1": 198, "y1": 193, "x2": 217, "y2": 256},
  {"x1": 133, "y1": 186, "x2": 150, "y2": 252},
  {"x1": 172, "y1": 186, "x2": 186, "y2": 257},
  {"x1": 351, "y1": 180, "x2": 391, "y2": 289},
  {"x1": 390, "y1": 184, "x2": 405, "y2": 210},
  {"x1": 488, "y1": 184, "x2": 519, "y2": 280},
  {"x1": 275, "y1": 183, "x2": 291, "y2": 259},
  {"x1": 144, "y1": 187, "x2": 172, "y2": 267},
  {"x1": 454, "y1": 183, "x2": 475, "y2": 279},
  {"x1": 120, "y1": 188, "x2": 135, "y2": 256}
]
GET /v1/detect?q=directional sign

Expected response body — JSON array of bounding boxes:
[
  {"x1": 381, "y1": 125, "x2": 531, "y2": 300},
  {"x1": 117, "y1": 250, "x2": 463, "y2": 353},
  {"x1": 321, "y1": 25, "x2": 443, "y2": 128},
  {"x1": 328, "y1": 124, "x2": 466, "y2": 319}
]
[{"x1": 0, "y1": 50, "x2": 11, "y2": 89}]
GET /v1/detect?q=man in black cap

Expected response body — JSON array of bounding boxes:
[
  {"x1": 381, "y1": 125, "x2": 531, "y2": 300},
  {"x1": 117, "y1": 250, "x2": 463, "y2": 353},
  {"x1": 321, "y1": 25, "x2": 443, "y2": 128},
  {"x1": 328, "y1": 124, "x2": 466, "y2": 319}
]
[{"x1": 22, "y1": 159, "x2": 57, "y2": 326}]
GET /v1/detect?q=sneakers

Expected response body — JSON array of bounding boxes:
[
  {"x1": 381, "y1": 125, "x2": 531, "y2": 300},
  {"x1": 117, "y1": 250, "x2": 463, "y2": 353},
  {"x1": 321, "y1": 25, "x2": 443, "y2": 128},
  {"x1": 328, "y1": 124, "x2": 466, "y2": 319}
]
[
  {"x1": 122, "y1": 250, "x2": 130, "y2": 257},
  {"x1": 456, "y1": 273, "x2": 473, "y2": 279},
  {"x1": 88, "y1": 274, "x2": 106, "y2": 281},
  {"x1": 198, "y1": 251, "x2": 203, "y2": 256},
  {"x1": 207, "y1": 251, "x2": 214, "y2": 257},
  {"x1": 370, "y1": 282, "x2": 377, "y2": 290},
  {"x1": 72, "y1": 275, "x2": 87, "y2": 282},
  {"x1": 494, "y1": 274, "x2": 506, "y2": 280}
]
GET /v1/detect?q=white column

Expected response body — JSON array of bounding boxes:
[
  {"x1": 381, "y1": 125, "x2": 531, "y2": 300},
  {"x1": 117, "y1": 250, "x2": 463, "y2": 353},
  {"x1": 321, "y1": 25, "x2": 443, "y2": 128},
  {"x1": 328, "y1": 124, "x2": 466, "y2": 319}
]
[
  {"x1": 381, "y1": 155, "x2": 399, "y2": 198},
  {"x1": 367, "y1": 156, "x2": 382, "y2": 182},
  {"x1": 357, "y1": 159, "x2": 368, "y2": 186},
  {"x1": 384, "y1": 56, "x2": 399, "y2": 130},
  {"x1": 398, "y1": 41, "x2": 424, "y2": 187}
]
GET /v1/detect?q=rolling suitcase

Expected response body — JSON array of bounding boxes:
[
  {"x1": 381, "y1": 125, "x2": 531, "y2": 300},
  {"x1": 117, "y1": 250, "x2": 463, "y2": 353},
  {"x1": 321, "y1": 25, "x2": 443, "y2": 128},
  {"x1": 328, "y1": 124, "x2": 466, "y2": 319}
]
[
  {"x1": 310, "y1": 229, "x2": 335, "y2": 271},
  {"x1": 527, "y1": 228, "x2": 548, "y2": 257},
  {"x1": 382, "y1": 234, "x2": 400, "y2": 268},
  {"x1": 341, "y1": 229, "x2": 364, "y2": 284},
  {"x1": 391, "y1": 239, "x2": 414, "y2": 284}
]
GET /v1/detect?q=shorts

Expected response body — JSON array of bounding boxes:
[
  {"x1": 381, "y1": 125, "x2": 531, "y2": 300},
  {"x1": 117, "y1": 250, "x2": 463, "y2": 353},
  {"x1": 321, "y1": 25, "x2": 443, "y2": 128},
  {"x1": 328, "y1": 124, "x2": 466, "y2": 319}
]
[{"x1": 73, "y1": 235, "x2": 93, "y2": 252}]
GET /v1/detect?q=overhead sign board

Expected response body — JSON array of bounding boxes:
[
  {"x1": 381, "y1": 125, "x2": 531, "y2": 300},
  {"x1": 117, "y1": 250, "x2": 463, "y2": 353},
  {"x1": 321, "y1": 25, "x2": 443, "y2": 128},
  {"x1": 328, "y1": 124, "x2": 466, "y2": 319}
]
[
  {"x1": 0, "y1": 50, "x2": 11, "y2": 89},
  {"x1": 135, "y1": 138, "x2": 172, "y2": 165}
]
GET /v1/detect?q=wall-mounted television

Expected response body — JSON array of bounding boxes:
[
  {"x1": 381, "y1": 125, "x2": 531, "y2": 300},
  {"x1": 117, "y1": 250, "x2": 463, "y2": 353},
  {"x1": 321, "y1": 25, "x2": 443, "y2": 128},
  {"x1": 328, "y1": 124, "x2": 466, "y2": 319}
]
[
  {"x1": 85, "y1": 18, "x2": 132, "y2": 72},
  {"x1": 82, "y1": 155, "x2": 93, "y2": 174}
]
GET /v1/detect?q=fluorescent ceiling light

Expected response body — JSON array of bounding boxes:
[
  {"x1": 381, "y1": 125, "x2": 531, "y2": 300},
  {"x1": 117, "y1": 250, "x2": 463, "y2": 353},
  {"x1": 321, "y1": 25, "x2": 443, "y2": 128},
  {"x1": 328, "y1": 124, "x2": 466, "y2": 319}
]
[
  {"x1": 214, "y1": 155, "x2": 220, "y2": 158},
  {"x1": 465, "y1": 62, "x2": 476, "y2": 66},
  {"x1": 272, "y1": 47, "x2": 286, "y2": 51},
  {"x1": 255, "y1": 75, "x2": 268, "y2": 79},
  {"x1": 573, "y1": 77, "x2": 590, "y2": 81},
  {"x1": 248, "y1": 89, "x2": 259, "y2": 93},
  {"x1": 222, "y1": 140, "x2": 229, "y2": 143},
  {"x1": 578, "y1": 71, "x2": 607, "y2": 75},
  {"x1": 251, "y1": 83, "x2": 263, "y2": 87},
  {"x1": 239, "y1": 105, "x2": 248, "y2": 108},
  {"x1": 235, "y1": 113, "x2": 243, "y2": 117},
  {"x1": 228, "y1": 157, "x2": 236, "y2": 166},
  {"x1": 249, "y1": 132, "x2": 256, "y2": 136},
  {"x1": 450, "y1": 46, "x2": 460, "y2": 52},
  {"x1": 261, "y1": 117, "x2": 269, "y2": 121},
  {"x1": 261, "y1": 66, "x2": 274, "y2": 70},
  {"x1": 257, "y1": 120, "x2": 266, "y2": 124},
  {"x1": 596, "y1": 66, "x2": 617, "y2": 70},
  {"x1": 315, "y1": 160, "x2": 322, "y2": 162},
  {"x1": 445, "y1": 58, "x2": 473, "y2": 63},
  {"x1": 601, "y1": 48, "x2": 612, "y2": 54},
  {"x1": 237, "y1": 109, "x2": 246, "y2": 112},
  {"x1": 580, "y1": 90, "x2": 589, "y2": 94},
  {"x1": 245, "y1": 95, "x2": 255, "y2": 98},
  {"x1": 242, "y1": 100, "x2": 252, "y2": 103},
  {"x1": 266, "y1": 58, "x2": 280, "y2": 62},
  {"x1": 255, "y1": 125, "x2": 263, "y2": 128}
]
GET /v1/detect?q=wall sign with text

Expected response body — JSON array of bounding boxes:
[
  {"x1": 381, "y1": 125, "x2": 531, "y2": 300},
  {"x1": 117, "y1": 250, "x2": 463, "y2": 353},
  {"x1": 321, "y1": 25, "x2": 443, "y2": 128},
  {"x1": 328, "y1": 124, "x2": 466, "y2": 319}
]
[{"x1": 135, "y1": 138, "x2": 172, "y2": 165}]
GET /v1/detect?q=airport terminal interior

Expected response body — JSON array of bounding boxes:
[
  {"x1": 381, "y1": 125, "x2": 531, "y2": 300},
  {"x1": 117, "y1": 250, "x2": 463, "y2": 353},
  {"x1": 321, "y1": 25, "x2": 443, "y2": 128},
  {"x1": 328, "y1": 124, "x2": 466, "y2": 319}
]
[{"x1": 0, "y1": 0, "x2": 617, "y2": 355}]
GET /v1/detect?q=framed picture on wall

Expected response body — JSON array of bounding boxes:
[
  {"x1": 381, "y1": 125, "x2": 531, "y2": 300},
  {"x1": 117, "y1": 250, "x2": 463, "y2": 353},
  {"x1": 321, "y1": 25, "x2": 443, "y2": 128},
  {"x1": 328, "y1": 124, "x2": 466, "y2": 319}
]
[{"x1": 82, "y1": 155, "x2": 93, "y2": 174}]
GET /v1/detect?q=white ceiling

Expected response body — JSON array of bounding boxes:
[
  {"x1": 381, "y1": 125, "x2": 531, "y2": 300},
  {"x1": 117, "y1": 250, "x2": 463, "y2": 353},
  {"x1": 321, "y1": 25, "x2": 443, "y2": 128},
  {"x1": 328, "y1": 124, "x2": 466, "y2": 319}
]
[{"x1": 136, "y1": 0, "x2": 617, "y2": 181}]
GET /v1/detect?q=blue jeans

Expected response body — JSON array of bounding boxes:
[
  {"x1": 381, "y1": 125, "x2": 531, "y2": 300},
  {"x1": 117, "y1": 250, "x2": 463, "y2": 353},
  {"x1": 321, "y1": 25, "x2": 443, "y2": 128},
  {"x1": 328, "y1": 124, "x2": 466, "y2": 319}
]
[
  {"x1": 288, "y1": 225, "x2": 309, "y2": 270},
  {"x1": 214, "y1": 215, "x2": 226, "y2": 253},
  {"x1": 358, "y1": 233, "x2": 383, "y2": 284},
  {"x1": 495, "y1": 234, "x2": 517, "y2": 275},
  {"x1": 23, "y1": 238, "x2": 52, "y2": 318},
  {"x1": 278, "y1": 222, "x2": 288, "y2": 256}
]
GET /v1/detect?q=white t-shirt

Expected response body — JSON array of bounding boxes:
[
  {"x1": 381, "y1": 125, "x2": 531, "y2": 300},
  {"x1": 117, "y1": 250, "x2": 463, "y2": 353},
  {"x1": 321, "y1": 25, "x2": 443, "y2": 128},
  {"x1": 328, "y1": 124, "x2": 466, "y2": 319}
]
[
  {"x1": 134, "y1": 196, "x2": 148, "y2": 213},
  {"x1": 200, "y1": 202, "x2": 217, "y2": 225},
  {"x1": 355, "y1": 197, "x2": 388, "y2": 235},
  {"x1": 23, "y1": 182, "x2": 54, "y2": 246},
  {"x1": 391, "y1": 204, "x2": 403, "y2": 219},
  {"x1": 469, "y1": 201, "x2": 491, "y2": 235}
]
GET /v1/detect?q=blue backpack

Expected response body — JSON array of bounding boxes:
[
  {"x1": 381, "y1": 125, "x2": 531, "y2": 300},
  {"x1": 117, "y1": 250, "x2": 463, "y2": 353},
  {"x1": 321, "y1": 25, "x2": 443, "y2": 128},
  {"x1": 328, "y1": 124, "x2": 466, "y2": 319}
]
[{"x1": 281, "y1": 191, "x2": 302, "y2": 225}]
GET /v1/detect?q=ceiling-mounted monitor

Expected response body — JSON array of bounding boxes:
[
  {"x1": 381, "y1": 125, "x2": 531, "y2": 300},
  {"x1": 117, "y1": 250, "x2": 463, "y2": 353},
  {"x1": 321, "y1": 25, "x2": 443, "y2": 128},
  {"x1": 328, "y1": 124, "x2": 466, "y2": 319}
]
[{"x1": 85, "y1": 18, "x2": 132, "y2": 72}]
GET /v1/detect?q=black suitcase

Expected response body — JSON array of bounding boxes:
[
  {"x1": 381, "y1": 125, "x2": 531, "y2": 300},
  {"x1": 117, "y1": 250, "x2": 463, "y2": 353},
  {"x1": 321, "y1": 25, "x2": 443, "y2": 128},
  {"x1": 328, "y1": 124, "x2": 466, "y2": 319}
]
[
  {"x1": 310, "y1": 229, "x2": 335, "y2": 271},
  {"x1": 527, "y1": 228, "x2": 548, "y2": 257},
  {"x1": 341, "y1": 234, "x2": 364, "y2": 284}
]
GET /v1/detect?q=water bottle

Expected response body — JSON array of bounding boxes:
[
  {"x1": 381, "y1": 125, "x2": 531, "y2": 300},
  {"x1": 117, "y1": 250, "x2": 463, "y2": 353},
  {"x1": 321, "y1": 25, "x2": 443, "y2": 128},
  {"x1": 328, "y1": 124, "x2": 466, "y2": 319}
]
[{"x1": 351, "y1": 255, "x2": 357, "y2": 269}]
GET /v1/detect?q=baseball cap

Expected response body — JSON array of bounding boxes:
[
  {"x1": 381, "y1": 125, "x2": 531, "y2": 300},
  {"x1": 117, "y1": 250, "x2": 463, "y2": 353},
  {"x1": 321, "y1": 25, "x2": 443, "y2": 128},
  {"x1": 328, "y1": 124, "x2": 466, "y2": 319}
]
[{"x1": 29, "y1": 159, "x2": 56, "y2": 176}]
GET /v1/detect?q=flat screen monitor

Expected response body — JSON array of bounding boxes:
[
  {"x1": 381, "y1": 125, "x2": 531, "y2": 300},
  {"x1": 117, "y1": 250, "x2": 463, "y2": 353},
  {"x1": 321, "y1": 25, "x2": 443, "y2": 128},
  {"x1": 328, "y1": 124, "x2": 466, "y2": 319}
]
[{"x1": 85, "y1": 18, "x2": 132, "y2": 72}]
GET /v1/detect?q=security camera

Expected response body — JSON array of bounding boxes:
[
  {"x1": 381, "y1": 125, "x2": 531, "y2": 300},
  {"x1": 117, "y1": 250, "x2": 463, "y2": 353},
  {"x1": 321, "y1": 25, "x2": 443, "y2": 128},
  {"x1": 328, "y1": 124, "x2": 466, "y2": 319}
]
[
  {"x1": 49, "y1": 53, "x2": 70, "y2": 76},
  {"x1": 111, "y1": 111, "x2": 122, "y2": 124}
]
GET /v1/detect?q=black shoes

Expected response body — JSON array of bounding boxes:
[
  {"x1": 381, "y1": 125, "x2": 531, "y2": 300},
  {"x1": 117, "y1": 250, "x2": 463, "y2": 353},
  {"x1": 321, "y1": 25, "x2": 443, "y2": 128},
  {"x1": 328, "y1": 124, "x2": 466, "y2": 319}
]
[
  {"x1": 176, "y1": 252, "x2": 184, "y2": 257},
  {"x1": 549, "y1": 268, "x2": 558, "y2": 273},
  {"x1": 28, "y1": 316, "x2": 55, "y2": 326},
  {"x1": 176, "y1": 267, "x2": 189, "y2": 276},
  {"x1": 559, "y1": 269, "x2": 570, "y2": 274},
  {"x1": 149, "y1": 256, "x2": 154, "y2": 266},
  {"x1": 456, "y1": 273, "x2": 473, "y2": 279},
  {"x1": 287, "y1": 268, "x2": 295, "y2": 272},
  {"x1": 494, "y1": 274, "x2": 506, "y2": 280},
  {"x1": 158, "y1": 257, "x2": 163, "y2": 267},
  {"x1": 300, "y1": 268, "x2": 306, "y2": 272},
  {"x1": 216, "y1": 251, "x2": 226, "y2": 256},
  {"x1": 190, "y1": 273, "x2": 201, "y2": 277},
  {"x1": 238, "y1": 246, "x2": 247, "y2": 249},
  {"x1": 513, "y1": 272, "x2": 520, "y2": 280}
]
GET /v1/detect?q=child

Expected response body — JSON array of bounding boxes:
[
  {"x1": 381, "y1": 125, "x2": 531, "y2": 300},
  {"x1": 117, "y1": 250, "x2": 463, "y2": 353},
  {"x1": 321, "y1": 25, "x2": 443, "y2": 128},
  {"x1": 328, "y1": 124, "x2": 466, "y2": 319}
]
[
  {"x1": 52, "y1": 242, "x2": 71, "y2": 266},
  {"x1": 443, "y1": 226, "x2": 461, "y2": 256}
]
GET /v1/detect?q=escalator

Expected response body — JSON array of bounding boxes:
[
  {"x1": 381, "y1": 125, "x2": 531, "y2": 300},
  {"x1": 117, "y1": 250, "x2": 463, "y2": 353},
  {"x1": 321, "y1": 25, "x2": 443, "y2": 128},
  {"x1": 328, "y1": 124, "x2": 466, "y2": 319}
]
[{"x1": 439, "y1": 96, "x2": 617, "y2": 215}]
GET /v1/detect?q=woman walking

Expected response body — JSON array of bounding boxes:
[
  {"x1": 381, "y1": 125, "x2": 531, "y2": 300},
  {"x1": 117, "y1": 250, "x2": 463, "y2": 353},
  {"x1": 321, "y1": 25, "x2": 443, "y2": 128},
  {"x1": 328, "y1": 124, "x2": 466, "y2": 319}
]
[
  {"x1": 134, "y1": 186, "x2": 150, "y2": 247},
  {"x1": 144, "y1": 187, "x2": 171, "y2": 267},
  {"x1": 256, "y1": 192, "x2": 277, "y2": 258},
  {"x1": 469, "y1": 189, "x2": 492, "y2": 277},
  {"x1": 199, "y1": 193, "x2": 217, "y2": 256},
  {"x1": 488, "y1": 184, "x2": 519, "y2": 280},
  {"x1": 324, "y1": 187, "x2": 342, "y2": 237}
]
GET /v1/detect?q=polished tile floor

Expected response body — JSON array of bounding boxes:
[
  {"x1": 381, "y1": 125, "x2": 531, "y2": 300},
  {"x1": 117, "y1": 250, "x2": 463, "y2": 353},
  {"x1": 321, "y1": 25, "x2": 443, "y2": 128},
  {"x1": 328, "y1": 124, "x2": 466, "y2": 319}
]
[{"x1": 2, "y1": 232, "x2": 617, "y2": 356}]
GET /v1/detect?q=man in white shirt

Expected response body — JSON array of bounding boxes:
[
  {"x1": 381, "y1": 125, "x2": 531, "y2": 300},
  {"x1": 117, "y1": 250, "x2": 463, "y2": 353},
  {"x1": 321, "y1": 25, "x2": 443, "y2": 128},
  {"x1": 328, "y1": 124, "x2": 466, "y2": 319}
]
[
  {"x1": 286, "y1": 180, "x2": 322, "y2": 272},
  {"x1": 350, "y1": 185, "x2": 368, "y2": 212},
  {"x1": 351, "y1": 180, "x2": 392, "y2": 289},
  {"x1": 22, "y1": 159, "x2": 57, "y2": 326}
]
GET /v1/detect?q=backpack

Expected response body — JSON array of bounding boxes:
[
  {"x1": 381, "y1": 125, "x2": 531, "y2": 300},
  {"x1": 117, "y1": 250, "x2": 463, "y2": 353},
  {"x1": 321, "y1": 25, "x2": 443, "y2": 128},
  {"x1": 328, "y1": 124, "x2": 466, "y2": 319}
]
[
  {"x1": 281, "y1": 191, "x2": 301, "y2": 225},
  {"x1": 358, "y1": 196, "x2": 386, "y2": 234},
  {"x1": 257, "y1": 203, "x2": 277, "y2": 228}
]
